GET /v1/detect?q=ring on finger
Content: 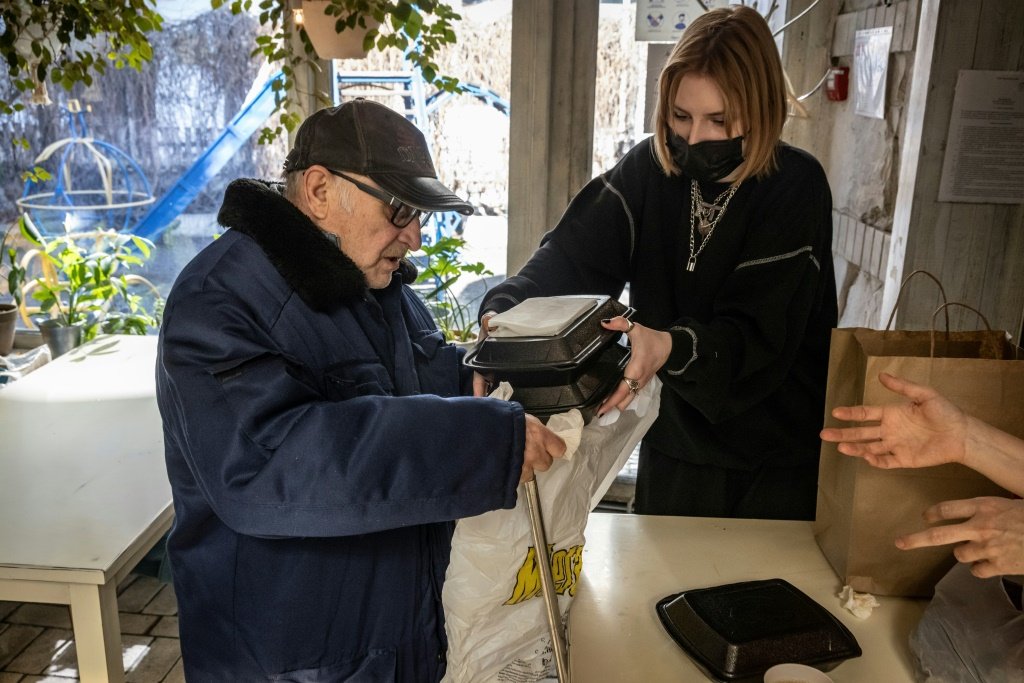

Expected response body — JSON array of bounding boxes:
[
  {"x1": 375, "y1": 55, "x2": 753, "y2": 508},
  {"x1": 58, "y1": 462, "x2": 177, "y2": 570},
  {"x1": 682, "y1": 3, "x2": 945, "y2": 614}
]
[
  {"x1": 625, "y1": 319, "x2": 635, "y2": 334},
  {"x1": 623, "y1": 376, "x2": 640, "y2": 394}
]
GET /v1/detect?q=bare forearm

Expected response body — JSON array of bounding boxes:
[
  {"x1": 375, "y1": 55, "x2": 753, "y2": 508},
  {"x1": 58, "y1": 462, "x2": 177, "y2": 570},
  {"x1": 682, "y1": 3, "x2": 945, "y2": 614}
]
[{"x1": 963, "y1": 416, "x2": 1024, "y2": 497}]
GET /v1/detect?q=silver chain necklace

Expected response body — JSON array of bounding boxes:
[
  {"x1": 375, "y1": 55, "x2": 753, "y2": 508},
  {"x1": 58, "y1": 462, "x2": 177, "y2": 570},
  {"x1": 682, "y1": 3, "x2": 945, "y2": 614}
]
[{"x1": 687, "y1": 179, "x2": 739, "y2": 272}]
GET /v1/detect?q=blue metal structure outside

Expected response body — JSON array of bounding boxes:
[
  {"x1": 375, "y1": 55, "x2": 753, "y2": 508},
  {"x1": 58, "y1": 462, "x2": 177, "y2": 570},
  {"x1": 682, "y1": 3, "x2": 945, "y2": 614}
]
[
  {"x1": 117, "y1": 65, "x2": 509, "y2": 245},
  {"x1": 18, "y1": 106, "x2": 155, "y2": 235},
  {"x1": 335, "y1": 70, "x2": 510, "y2": 245},
  {"x1": 131, "y1": 71, "x2": 287, "y2": 240},
  {"x1": 425, "y1": 82, "x2": 509, "y2": 117}
]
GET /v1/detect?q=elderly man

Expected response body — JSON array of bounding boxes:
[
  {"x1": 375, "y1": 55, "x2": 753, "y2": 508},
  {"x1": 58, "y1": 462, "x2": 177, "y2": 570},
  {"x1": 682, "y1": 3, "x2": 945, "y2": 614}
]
[{"x1": 155, "y1": 99, "x2": 565, "y2": 682}]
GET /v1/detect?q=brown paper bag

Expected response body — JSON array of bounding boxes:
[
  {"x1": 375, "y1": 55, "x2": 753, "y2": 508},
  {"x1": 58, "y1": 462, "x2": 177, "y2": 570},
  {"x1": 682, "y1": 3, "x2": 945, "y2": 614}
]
[{"x1": 813, "y1": 322, "x2": 1024, "y2": 598}]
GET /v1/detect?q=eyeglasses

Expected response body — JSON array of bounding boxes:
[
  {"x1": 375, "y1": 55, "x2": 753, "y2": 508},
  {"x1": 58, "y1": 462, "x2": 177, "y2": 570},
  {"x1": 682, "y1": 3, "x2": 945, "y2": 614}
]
[{"x1": 328, "y1": 169, "x2": 432, "y2": 229}]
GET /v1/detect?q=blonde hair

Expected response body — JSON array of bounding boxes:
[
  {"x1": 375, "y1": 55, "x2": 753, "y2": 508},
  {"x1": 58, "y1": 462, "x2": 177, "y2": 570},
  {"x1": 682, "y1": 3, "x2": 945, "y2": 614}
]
[{"x1": 652, "y1": 6, "x2": 787, "y2": 183}]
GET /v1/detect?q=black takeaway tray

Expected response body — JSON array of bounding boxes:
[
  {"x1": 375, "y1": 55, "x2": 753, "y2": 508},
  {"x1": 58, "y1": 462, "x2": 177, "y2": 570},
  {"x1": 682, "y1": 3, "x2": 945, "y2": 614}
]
[
  {"x1": 464, "y1": 295, "x2": 634, "y2": 380},
  {"x1": 508, "y1": 342, "x2": 630, "y2": 421},
  {"x1": 655, "y1": 579, "x2": 861, "y2": 683}
]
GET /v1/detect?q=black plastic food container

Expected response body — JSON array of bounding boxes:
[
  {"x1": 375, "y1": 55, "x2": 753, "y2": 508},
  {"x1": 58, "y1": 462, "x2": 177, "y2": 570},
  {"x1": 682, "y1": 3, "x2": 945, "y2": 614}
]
[
  {"x1": 506, "y1": 343, "x2": 630, "y2": 420},
  {"x1": 655, "y1": 579, "x2": 862, "y2": 682},
  {"x1": 464, "y1": 295, "x2": 635, "y2": 420},
  {"x1": 465, "y1": 295, "x2": 634, "y2": 375}
]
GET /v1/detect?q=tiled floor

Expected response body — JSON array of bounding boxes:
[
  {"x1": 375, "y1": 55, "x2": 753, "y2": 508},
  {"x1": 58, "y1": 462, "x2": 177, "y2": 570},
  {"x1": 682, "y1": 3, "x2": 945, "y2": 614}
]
[{"x1": 0, "y1": 575, "x2": 183, "y2": 682}]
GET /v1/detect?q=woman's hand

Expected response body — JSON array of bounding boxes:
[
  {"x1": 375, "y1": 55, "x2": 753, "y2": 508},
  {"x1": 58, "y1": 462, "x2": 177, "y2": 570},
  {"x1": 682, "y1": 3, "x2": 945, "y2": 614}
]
[
  {"x1": 596, "y1": 316, "x2": 671, "y2": 417},
  {"x1": 896, "y1": 496, "x2": 1024, "y2": 578},
  {"x1": 819, "y1": 372, "x2": 969, "y2": 469}
]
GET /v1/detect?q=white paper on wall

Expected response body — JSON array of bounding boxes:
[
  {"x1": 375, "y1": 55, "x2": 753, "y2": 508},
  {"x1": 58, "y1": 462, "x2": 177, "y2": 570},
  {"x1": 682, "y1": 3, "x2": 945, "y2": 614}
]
[
  {"x1": 937, "y1": 70, "x2": 1024, "y2": 204},
  {"x1": 634, "y1": 0, "x2": 730, "y2": 42},
  {"x1": 854, "y1": 26, "x2": 893, "y2": 120}
]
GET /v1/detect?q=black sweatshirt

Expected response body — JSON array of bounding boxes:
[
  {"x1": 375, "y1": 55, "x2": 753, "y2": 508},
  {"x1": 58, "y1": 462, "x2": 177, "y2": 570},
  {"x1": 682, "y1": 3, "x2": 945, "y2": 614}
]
[{"x1": 481, "y1": 137, "x2": 838, "y2": 471}]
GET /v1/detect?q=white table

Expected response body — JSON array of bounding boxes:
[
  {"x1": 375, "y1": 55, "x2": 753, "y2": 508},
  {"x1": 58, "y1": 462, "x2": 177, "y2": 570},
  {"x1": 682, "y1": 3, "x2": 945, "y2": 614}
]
[
  {"x1": 0, "y1": 335, "x2": 172, "y2": 683},
  {"x1": 569, "y1": 514, "x2": 928, "y2": 682}
]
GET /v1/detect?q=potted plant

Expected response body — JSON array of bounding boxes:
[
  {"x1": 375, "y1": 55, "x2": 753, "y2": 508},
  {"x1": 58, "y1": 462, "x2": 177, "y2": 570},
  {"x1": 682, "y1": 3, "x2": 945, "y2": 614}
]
[
  {"x1": 0, "y1": 220, "x2": 28, "y2": 356},
  {"x1": 18, "y1": 224, "x2": 163, "y2": 357},
  {"x1": 414, "y1": 235, "x2": 492, "y2": 344},
  {"x1": 297, "y1": 1, "x2": 380, "y2": 60}
]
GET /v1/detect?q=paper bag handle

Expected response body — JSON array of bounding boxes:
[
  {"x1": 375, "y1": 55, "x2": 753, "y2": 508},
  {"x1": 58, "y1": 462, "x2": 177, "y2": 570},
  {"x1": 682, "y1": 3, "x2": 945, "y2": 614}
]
[
  {"x1": 885, "y1": 269, "x2": 949, "y2": 332},
  {"x1": 929, "y1": 302, "x2": 992, "y2": 358}
]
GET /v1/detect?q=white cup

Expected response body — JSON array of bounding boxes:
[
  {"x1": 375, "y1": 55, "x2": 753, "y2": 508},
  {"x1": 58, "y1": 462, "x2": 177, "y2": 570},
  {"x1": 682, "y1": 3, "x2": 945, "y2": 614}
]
[{"x1": 763, "y1": 663, "x2": 835, "y2": 683}]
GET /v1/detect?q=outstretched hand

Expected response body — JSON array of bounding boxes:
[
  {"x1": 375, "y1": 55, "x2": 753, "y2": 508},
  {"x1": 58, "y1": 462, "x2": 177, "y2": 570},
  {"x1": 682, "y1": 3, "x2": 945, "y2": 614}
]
[
  {"x1": 819, "y1": 372, "x2": 968, "y2": 470},
  {"x1": 896, "y1": 496, "x2": 1024, "y2": 578}
]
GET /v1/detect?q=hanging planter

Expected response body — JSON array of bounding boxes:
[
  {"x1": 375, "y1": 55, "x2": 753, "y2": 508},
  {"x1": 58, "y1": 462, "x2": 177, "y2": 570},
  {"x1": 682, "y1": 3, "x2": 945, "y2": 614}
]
[
  {"x1": 0, "y1": 0, "x2": 164, "y2": 119},
  {"x1": 299, "y1": 1, "x2": 380, "y2": 60},
  {"x1": 9, "y1": 1, "x2": 63, "y2": 106}
]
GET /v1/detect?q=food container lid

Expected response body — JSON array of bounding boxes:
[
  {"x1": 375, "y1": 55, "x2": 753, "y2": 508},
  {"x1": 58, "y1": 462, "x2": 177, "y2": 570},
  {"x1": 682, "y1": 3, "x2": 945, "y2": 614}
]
[
  {"x1": 465, "y1": 295, "x2": 633, "y2": 373},
  {"x1": 655, "y1": 579, "x2": 861, "y2": 682}
]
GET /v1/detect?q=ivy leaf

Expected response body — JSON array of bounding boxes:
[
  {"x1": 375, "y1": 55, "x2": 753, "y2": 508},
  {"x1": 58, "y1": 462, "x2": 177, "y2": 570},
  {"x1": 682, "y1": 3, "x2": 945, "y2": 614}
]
[{"x1": 394, "y1": 2, "x2": 413, "y2": 23}]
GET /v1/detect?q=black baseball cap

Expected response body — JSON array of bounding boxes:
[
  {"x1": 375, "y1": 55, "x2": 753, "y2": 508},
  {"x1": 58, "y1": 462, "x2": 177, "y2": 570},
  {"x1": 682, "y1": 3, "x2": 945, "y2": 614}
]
[{"x1": 283, "y1": 99, "x2": 473, "y2": 215}]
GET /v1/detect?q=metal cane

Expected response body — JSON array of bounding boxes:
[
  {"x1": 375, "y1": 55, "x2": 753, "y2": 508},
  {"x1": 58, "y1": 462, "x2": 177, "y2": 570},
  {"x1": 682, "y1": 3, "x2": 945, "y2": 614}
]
[{"x1": 524, "y1": 477, "x2": 571, "y2": 683}]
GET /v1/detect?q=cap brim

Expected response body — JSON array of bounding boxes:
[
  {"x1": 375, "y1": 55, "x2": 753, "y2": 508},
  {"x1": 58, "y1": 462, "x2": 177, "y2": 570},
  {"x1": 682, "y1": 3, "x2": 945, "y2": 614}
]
[{"x1": 371, "y1": 173, "x2": 474, "y2": 215}]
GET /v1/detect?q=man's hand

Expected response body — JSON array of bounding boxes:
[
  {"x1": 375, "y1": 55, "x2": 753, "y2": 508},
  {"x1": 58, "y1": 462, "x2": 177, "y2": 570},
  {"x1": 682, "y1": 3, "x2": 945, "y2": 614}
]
[
  {"x1": 895, "y1": 496, "x2": 1024, "y2": 578},
  {"x1": 521, "y1": 414, "x2": 566, "y2": 483},
  {"x1": 819, "y1": 372, "x2": 968, "y2": 469},
  {"x1": 472, "y1": 311, "x2": 497, "y2": 397}
]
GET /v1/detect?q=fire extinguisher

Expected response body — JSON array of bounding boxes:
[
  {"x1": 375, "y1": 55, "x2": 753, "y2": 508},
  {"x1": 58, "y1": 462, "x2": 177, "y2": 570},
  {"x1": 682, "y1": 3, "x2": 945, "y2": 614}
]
[{"x1": 826, "y1": 66, "x2": 849, "y2": 102}]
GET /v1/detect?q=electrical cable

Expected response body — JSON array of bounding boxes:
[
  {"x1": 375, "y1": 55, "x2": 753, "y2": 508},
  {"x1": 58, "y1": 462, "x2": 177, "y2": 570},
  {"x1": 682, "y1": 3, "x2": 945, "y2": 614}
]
[
  {"x1": 798, "y1": 67, "x2": 832, "y2": 101},
  {"x1": 773, "y1": 0, "x2": 824, "y2": 36}
]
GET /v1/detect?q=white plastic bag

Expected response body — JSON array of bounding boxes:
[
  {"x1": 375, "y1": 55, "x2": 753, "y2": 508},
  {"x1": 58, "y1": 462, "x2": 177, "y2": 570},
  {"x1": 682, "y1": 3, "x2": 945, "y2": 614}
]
[
  {"x1": 441, "y1": 379, "x2": 660, "y2": 683},
  {"x1": 910, "y1": 562, "x2": 1024, "y2": 682}
]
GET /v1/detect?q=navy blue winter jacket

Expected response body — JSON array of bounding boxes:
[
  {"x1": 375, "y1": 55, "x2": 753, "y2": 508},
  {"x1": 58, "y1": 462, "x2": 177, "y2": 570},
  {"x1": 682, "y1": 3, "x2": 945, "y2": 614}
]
[{"x1": 155, "y1": 179, "x2": 525, "y2": 682}]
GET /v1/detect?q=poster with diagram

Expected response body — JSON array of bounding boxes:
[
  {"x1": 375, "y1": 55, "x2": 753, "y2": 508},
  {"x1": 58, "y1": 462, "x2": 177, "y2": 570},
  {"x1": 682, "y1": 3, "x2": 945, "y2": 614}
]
[
  {"x1": 635, "y1": 0, "x2": 731, "y2": 42},
  {"x1": 854, "y1": 26, "x2": 893, "y2": 119}
]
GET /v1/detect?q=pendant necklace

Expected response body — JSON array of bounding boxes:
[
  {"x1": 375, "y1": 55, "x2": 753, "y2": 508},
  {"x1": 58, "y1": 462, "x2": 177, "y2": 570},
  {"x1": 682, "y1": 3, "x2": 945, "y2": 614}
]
[{"x1": 686, "y1": 179, "x2": 739, "y2": 272}]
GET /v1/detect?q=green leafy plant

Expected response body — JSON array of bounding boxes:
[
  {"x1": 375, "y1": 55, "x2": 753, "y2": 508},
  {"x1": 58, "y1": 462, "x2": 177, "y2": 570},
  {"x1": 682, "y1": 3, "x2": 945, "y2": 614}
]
[
  {"x1": 211, "y1": 0, "x2": 464, "y2": 144},
  {"x1": 1, "y1": 218, "x2": 28, "y2": 309},
  {"x1": 20, "y1": 224, "x2": 162, "y2": 341},
  {"x1": 2, "y1": 1, "x2": 463, "y2": 149},
  {"x1": 414, "y1": 235, "x2": 492, "y2": 343},
  {"x1": 0, "y1": 0, "x2": 164, "y2": 165}
]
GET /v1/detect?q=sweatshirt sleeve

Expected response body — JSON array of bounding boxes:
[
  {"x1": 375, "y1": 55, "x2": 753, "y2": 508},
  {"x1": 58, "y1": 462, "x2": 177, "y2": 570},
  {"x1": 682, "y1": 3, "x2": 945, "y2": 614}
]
[
  {"x1": 156, "y1": 286, "x2": 526, "y2": 540},
  {"x1": 658, "y1": 153, "x2": 833, "y2": 423},
  {"x1": 479, "y1": 144, "x2": 653, "y2": 318}
]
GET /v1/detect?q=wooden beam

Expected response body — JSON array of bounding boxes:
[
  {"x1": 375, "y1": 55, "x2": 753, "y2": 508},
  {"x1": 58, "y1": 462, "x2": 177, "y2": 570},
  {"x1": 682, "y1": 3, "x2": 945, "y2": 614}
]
[{"x1": 507, "y1": 0, "x2": 599, "y2": 276}]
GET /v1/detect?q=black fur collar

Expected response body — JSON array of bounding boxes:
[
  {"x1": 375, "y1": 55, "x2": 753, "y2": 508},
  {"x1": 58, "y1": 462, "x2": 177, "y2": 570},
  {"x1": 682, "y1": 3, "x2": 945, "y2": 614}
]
[{"x1": 216, "y1": 179, "x2": 417, "y2": 311}]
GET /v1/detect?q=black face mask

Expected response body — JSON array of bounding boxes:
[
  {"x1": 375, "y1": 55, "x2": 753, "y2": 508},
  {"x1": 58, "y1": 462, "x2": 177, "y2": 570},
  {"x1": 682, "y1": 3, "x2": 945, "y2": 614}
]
[{"x1": 668, "y1": 132, "x2": 745, "y2": 183}]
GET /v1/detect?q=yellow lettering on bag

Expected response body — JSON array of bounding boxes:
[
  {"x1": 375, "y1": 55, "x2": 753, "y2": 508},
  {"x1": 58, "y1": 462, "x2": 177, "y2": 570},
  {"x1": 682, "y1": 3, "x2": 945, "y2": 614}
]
[{"x1": 504, "y1": 544, "x2": 585, "y2": 606}]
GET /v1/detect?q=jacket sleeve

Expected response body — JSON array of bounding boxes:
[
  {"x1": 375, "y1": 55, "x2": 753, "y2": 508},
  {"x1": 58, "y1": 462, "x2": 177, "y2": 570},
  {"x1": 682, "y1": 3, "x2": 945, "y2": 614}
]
[
  {"x1": 658, "y1": 156, "x2": 834, "y2": 423},
  {"x1": 479, "y1": 146, "x2": 651, "y2": 318},
  {"x1": 156, "y1": 286, "x2": 526, "y2": 540}
]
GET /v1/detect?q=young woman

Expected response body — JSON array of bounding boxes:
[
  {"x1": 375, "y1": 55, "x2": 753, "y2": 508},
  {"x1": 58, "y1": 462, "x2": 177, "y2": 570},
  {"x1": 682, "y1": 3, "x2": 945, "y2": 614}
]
[{"x1": 479, "y1": 6, "x2": 838, "y2": 519}]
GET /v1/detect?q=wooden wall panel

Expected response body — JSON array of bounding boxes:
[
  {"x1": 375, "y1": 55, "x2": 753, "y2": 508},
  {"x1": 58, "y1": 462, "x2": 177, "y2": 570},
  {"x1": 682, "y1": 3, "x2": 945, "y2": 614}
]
[
  {"x1": 894, "y1": 0, "x2": 1024, "y2": 335},
  {"x1": 901, "y1": 0, "x2": 919, "y2": 53},
  {"x1": 974, "y1": 0, "x2": 1024, "y2": 340},
  {"x1": 895, "y1": 0, "x2": 976, "y2": 327}
]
